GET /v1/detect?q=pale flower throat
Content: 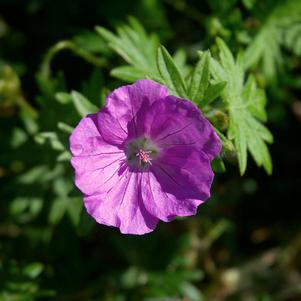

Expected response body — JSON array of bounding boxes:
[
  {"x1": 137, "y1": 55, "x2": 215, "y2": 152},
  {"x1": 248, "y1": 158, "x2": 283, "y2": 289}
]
[{"x1": 126, "y1": 137, "x2": 159, "y2": 169}]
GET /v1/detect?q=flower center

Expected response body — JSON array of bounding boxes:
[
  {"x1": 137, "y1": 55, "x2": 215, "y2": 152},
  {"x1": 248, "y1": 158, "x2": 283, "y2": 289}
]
[
  {"x1": 126, "y1": 137, "x2": 158, "y2": 169},
  {"x1": 136, "y1": 149, "x2": 152, "y2": 166}
]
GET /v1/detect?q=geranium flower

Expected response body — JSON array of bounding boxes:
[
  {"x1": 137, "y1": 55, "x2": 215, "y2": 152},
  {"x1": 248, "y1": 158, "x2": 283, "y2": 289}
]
[{"x1": 70, "y1": 80, "x2": 221, "y2": 235}]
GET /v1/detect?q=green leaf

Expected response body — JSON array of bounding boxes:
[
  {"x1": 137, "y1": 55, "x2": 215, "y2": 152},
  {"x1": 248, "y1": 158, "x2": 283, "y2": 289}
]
[
  {"x1": 111, "y1": 66, "x2": 146, "y2": 82},
  {"x1": 73, "y1": 30, "x2": 109, "y2": 54},
  {"x1": 23, "y1": 263, "x2": 44, "y2": 279},
  {"x1": 203, "y1": 81, "x2": 227, "y2": 107},
  {"x1": 173, "y1": 48, "x2": 191, "y2": 78},
  {"x1": 49, "y1": 198, "x2": 67, "y2": 225},
  {"x1": 228, "y1": 110, "x2": 248, "y2": 175},
  {"x1": 283, "y1": 23, "x2": 301, "y2": 56},
  {"x1": 71, "y1": 91, "x2": 98, "y2": 117},
  {"x1": 242, "y1": 0, "x2": 256, "y2": 9},
  {"x1": 57, "y1": 122, "x2": 74, "y2": 134},
  {"x1": 10, "y1": 197, "x2": 43, "y2": 222},
  {"x1": 247, "y1": 128, "x2": 273, "y2": 174},
  {"x1": 243, "y1": 75, "x2": 267, "y2": 121},
  {"x1": 229, "y1": 108, "x2": 273, "y2": 175},
  {"x1": 57, "y1": 150, "x2": 71, "y2": 162},
  {"x1": 242, "y1": 0, "x2": 301, "y2": 80},
  {"x1": 35, "y1": 132, "x2": 65, "y2": 151},
  {"x1": 211, "y1": 156, "x2": 226, "y2": 173},
  {"x1": 67, "y1": 197, "x2": 83, "y2": 227},
  {"x1": 212, "y1": 38, "x2": 273, "y2": 175},
  {"x1": 188, "y1": 51, "x2": 210, "y2": 102},
  {"x1": 96, "y1": 17, "x2": 158, "y2": 77},
  {"x1": 11, "y1": 127, "x2": 28, "y2": 148},
  {"x1": 55, "y1": 92, "x2": 72, "y2": 104},
  {"x1": 157, "y1": 45, "x2": 187, "y2": 97},
  {"x1": 216, "y1": 37, "x2": 236, "y2": 74}
]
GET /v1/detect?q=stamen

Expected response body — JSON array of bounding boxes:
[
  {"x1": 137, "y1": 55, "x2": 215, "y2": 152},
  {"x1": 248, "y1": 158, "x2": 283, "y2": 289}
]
[{"x1": 136, "y1": 149, "x2": 152, "y2": 165}]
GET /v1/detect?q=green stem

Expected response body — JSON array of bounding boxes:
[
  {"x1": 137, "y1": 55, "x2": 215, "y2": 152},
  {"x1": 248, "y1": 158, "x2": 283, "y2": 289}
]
[{"x1": 40, "y1": 40, "x2": 106, "y2": 79}]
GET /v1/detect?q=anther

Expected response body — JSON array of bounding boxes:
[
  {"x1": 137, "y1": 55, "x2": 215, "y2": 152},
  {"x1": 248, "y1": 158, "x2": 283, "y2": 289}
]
[{"x1": 136, "y1": 149, "x2": 152, "y2": 165}]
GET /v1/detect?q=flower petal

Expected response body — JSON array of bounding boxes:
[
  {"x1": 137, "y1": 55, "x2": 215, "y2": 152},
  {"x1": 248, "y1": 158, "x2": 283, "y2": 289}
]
[
  {"x1": 146, "y1": 96, "x2": 221, "y2": 160},
  {"x1": 70, "y1": 114, "x2": 100, "y2": 156},
  {"x1": 105, "y1": 79, "x2": 169, "y2": 138},
  {"x1": 97, "y1": 108, "x2": 129, "y2": 146},
  {"x1": 84, "y1": 170, "x2": 159, "y2": 235},
  {"x1": 141, "y1": 146, "x2": 213, "y2": 222},
  {"x1": 70, "y1": 114, "x2": 127, "y2": 195}
]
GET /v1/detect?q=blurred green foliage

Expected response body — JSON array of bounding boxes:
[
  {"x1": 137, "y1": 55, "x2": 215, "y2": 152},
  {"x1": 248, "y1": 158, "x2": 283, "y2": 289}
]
[{"x1": 0, "y1": 0, "x2": 301, "y2": 300}]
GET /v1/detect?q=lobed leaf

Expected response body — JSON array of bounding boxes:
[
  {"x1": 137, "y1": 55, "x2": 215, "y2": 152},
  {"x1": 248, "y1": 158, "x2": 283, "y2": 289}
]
[
  {"x1": 111, "y1": 66, "x2": 147, "y2": 82},
  {"x1": 213, "y1": 38, "x2": 273, "y2": 174},
  {"x1": 71, "y1": 91, "x2": 98, "y2": 117},
  {"x1": 157, "y1": 45, "x2": 187, "y2": 97},
  {"x1": 188, "y1": 51, "x2": 210, "y2": 102},
  {"x1": 203, "y1": 81, "x2": 227, "y2": 107},
  {"x1": 96, "y1": 17, "x2": 159, "y2": 79}
]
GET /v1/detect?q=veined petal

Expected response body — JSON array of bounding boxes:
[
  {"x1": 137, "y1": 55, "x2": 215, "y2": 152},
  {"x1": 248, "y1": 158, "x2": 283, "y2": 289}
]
[
  {"x1": 72, "y1": 155, "x2": 126, "y2": 196},
  {"x1": 105, "y1": 79, "x2": 169, "y2": 138},
  {"x1": 97, "y1": 108, "x2": 129, "y2": 146},
  {"x1": 84, "y1": 170, "x2": 158, "y2": 235},
  {"x1": 147, "y1": 96, "x2": 221, "y2": 160},
  {"x1": 70, "y1": 114, "x2": 127, "y2": 195},
  {"x1": 141, "y1": 146, "x2": 213, "y2": 222}
]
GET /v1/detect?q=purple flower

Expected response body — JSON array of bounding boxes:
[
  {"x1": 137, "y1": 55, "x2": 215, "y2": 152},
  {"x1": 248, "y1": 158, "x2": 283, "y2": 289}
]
[{"x1": 70, "y1": 80, "x2": 221, "y2": 235}]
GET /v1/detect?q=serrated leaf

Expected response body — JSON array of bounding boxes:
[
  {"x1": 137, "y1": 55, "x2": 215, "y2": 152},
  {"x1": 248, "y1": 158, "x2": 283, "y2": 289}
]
[
  {"x1": 283, "y1": 23, "x2": 301, "y2": 56},
  {"x1": 71, "y1": 91, "x2": 98, "y2": 117},
  {"x1": 157, "y1": 45, "x2": 187, "y2": 97},
  {"x1": 203, "y1": 81, "x2": 226, "y2": 107},
  {"x1": 242, "y1": 0, "x2": 301, "y2": 79},
  {"x1": 245, "y1": 115, "x2": 273, "y2": 143},
  {"x1": 210, "y1": 57, "x2": 227, "y2": 82},
  {"x1": 230, "y1": 112, "x2": 248, "y2": 175},
  {"x1": 213, "y1": 39, "x2": 273, "y2": 174},
  {"x1": 247, "y1": 126, "x2": 272, "y2": 174},
  {"x1": 243, "y1": 28, "x2": 267, "y2": 70},
  {"x1": 243, "y1": 75, "x2": 267, "y2": 121},
  {"x1": 188, "y1": 51, "x2": 210, "y2": 102},
  {"x1": 173, "y1": 49, "x2": 187, "y2": 69},
  {"x1": 97, "y1": 26, "x2": 137, "y2": 65},
  {"x1": 96, "y1": 17, "x2": 158, "y2": 77},
  {"x1": 111, "y1": 66, "x2": 146, "y2": 82},
  {"x1": 116, "y1": 26, "x2": 150, "y2": 67},
  {"x1": 216, "y1": 37, "x2": 236, "y2": 73},
  {"x1": 173, "y1": 48, "x2": 191, "y2": 78},
  {"x1": 73, "y1": 30, "x2": 109, "y2": 54},
  {"x1": 229, "y1": 109, "x2": 273, "y2": 175}
]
